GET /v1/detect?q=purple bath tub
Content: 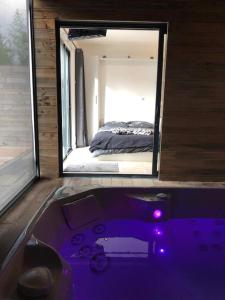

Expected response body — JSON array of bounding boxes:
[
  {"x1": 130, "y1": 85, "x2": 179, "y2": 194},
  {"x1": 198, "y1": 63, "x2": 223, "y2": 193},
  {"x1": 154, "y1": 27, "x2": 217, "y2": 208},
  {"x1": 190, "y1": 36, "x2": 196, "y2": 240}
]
[{"x1": 1, "y1": 186, "x2": 225, "y2": 299}]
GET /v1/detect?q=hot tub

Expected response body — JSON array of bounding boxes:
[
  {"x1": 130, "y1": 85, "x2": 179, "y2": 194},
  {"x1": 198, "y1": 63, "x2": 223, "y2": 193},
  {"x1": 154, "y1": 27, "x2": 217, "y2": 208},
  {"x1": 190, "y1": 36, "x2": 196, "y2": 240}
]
[{"x1": 1, "y1": 186, "x2": 225, "y2": 299}]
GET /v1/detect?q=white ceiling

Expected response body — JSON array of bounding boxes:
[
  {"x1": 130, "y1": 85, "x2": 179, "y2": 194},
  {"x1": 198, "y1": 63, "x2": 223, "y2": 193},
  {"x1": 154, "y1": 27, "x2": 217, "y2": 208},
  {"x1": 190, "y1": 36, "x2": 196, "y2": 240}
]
[
  {"x1": 71, "y1": 29, "x2": 159, "y2": 47},
  {"x1": 63, "y1": 28, "x2": 159, "y2": 58}
]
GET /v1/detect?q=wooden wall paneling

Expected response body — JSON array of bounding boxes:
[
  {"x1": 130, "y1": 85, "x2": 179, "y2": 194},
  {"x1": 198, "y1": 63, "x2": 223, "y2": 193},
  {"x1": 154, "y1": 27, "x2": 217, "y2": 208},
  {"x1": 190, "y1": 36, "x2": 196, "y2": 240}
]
[{"x1": 33, "y1": 0, "x2": 225, "y2": 181}]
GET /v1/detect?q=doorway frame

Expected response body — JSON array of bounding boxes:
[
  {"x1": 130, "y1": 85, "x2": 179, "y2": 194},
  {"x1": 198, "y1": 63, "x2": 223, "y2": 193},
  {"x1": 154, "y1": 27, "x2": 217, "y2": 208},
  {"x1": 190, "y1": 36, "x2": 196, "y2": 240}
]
[
  {"x1": 60, "y1": 43, "x2": 72, "y2": 160},
  {"x1": 55, "y1": 20, "x2": 167, "y2": 177}
]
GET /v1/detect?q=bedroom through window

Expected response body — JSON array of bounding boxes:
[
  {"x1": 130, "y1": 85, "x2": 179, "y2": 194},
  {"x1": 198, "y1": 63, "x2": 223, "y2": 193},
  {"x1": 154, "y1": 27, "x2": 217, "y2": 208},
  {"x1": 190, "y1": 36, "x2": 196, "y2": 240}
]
[{"x1": 57, "y1": 22, "x2": 167, "y2": 176}]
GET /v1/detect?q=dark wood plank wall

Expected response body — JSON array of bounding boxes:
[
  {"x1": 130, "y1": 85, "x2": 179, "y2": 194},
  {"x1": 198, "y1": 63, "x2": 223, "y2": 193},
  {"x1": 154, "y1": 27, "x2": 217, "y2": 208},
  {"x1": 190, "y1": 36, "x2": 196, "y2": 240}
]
[{"x1": 33, "y1": 0, "x2": 225, "y2": 181}]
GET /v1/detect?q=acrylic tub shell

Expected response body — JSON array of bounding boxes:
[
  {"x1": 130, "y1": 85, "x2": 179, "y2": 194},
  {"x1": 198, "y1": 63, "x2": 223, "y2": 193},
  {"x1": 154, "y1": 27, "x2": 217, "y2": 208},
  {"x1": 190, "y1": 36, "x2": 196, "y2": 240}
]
[{"x1": 0, "y1": 186, "x2": 225, "y2": 299}]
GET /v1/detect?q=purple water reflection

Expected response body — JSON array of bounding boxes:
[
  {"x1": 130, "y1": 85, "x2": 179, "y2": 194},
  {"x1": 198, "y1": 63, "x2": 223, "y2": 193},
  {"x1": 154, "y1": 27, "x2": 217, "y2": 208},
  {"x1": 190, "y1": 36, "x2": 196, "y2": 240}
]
[
  {"x1": 153, "y1": 227, "x2": 163, "y2": 236},
  {"x1": 60, "y1": 218, "x2": 225, "y2": 300}
]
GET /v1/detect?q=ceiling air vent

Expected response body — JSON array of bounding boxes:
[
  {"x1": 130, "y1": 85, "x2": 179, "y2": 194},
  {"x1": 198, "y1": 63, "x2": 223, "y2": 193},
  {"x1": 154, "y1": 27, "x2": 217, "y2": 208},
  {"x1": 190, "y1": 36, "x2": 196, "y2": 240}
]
[{"x1": 68, "y1": 29, "x2": 107, "y2": 40}]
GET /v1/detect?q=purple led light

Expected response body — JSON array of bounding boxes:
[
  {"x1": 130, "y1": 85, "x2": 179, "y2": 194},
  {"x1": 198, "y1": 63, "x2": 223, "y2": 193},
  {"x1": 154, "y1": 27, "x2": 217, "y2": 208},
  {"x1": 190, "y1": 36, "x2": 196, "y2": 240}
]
[
  {"x1": 153, "y1": 209, "x2": 163, "y2": 219},
  {"x1": 159, "y1": 248, "x2": 166, "y2": 254}
]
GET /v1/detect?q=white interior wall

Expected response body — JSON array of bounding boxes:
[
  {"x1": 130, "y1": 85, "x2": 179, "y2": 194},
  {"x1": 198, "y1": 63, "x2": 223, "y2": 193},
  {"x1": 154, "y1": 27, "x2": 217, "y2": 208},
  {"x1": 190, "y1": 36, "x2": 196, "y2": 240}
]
[
  {"x1": 83, "y1": 55, "x2": 99, "y2": 144},
  {"x1": 60, "y1": 29, "x2": 76, "y2": 149},
  {"x1": 78, "y1": 30, "x2": 159, "y2": 130},
  {"x1": 99, "y1": 59, "x2": 158, "y2": 125}
]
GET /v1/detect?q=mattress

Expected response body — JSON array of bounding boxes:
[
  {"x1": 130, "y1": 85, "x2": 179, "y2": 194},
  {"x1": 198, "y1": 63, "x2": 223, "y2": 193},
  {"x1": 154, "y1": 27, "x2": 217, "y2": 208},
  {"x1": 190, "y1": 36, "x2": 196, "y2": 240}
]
[
  {"x1": 89, "y1": 121, "x2": 154, "y2": 157},
  {"x1": 95, "y1": 151, "x2": 153, "y2": 162}
]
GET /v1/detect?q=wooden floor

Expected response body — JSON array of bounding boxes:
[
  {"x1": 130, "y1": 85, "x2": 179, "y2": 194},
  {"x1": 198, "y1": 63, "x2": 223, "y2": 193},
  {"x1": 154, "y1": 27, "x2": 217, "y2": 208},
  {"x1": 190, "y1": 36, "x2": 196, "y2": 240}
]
[{"x1": 0, "y1": 177, "x2": 225, "y2": 266}]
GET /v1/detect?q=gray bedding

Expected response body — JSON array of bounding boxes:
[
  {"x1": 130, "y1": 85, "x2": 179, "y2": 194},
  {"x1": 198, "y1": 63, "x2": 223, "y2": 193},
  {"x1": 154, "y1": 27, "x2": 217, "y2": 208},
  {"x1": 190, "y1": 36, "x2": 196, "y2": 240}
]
[{"x1": 89, "y1": 121, "x2": 154, "y2": 157}]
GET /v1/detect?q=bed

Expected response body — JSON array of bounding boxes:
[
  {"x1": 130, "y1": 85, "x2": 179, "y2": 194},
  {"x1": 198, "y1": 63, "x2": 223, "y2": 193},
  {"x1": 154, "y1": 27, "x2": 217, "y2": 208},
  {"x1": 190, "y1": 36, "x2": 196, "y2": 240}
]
[{"x1": 89, "y1": 121, "x2": 154, "y2": 158}]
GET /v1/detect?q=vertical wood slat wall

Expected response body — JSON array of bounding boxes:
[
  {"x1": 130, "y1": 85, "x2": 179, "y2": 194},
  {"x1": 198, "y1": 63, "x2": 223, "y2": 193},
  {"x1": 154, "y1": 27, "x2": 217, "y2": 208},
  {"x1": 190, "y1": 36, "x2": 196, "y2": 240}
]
[{"x1": 33, "y1": 0, "x2": 225, "y2": 181}]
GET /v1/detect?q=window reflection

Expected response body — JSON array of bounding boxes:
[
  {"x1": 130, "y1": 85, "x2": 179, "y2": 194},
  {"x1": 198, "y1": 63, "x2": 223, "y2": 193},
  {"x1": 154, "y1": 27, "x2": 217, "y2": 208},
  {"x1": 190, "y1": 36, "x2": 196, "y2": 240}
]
[{"x1": 0, "y1": 0, "x2": 37, "y2": 211}]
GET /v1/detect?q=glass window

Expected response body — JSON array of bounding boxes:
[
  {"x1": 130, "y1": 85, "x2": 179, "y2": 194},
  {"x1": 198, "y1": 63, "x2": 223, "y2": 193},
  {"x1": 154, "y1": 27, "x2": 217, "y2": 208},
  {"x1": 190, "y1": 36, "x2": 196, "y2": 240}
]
[
  {"x1": 0, "y1": 0, "x2": 38, "y2": 212},
  {"x1": 61, "y1": 43, "x2": 72, "y2": 159}
]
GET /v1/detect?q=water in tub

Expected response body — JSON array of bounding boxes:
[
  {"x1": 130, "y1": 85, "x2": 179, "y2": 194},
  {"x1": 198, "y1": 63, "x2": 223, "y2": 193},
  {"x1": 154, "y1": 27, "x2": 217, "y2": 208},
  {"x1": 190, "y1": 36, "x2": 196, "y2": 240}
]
[{"x1": 60, "y1": 217, "x2": 225, "y2": 300}]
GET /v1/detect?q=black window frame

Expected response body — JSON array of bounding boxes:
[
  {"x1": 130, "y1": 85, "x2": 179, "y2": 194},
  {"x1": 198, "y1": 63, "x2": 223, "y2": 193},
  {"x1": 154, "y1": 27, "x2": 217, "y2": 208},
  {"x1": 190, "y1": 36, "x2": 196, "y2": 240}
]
[{"x1": 56, "y1": 20, "x2": 167, "y2": 178}]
